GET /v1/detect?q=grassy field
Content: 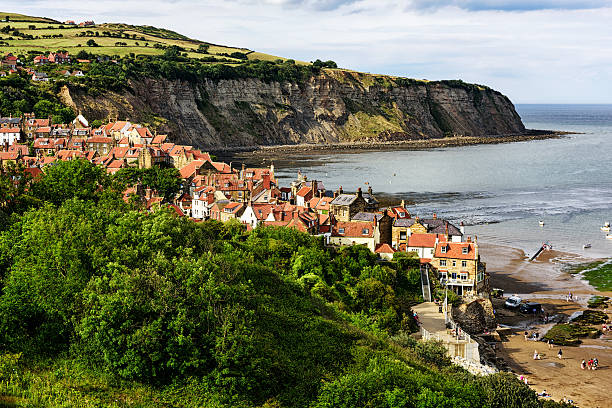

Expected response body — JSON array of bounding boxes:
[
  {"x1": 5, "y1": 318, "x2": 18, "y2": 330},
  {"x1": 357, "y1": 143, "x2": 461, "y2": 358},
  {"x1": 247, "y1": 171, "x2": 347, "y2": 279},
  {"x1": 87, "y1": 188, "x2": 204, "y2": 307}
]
[
  {"x1": 567, "y1": 260, "x2": 612, "y2": 291},
  {"x1": 0, "y1": 12, "x2": 284, "y2": 62},
  {"x1": 1, "y1": 12, "x2": 58, "y2": 23}
]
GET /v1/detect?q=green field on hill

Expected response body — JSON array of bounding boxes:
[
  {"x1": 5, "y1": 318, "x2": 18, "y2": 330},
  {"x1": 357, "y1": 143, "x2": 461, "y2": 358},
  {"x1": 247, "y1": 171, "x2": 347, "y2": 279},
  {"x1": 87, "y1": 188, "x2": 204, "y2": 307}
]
[{"x1": 0, "y1": 12, "x2": 290, "y2": 62}]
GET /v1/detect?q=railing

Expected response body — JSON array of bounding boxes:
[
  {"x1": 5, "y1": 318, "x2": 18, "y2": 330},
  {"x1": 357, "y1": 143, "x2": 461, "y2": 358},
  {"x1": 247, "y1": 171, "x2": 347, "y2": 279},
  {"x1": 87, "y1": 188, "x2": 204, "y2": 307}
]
[{"x1": 420, "y1": 265, "x2": 432, "y2": 302}]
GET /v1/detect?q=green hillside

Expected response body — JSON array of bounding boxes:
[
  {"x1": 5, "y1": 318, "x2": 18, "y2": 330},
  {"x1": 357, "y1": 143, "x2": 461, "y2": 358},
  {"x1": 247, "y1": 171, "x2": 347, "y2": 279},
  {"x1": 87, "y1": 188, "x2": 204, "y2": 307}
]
[
  {"x1": 0, "y1": 160, "x2": 571, "y2": 408},
  {"x1": 0, "y1": 12, "x2": 292, "y2": 62}
]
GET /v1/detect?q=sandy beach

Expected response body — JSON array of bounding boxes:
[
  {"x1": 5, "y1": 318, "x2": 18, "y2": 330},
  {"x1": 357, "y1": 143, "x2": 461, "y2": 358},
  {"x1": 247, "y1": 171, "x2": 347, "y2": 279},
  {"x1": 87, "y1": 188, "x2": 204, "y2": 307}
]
[{"x1": 480, "y1": 243, "x2": 611, "y2": 408}]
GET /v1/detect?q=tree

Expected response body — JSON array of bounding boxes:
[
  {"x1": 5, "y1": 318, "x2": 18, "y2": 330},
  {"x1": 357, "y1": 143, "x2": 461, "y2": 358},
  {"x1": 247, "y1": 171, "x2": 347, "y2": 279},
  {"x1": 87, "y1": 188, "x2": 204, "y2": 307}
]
[
  {"x1": 86, "y1": 39, "x2": 99, "y2": 47},
  {"x1": 31, "y1": 159, "x2": 109, "y2": 205}
]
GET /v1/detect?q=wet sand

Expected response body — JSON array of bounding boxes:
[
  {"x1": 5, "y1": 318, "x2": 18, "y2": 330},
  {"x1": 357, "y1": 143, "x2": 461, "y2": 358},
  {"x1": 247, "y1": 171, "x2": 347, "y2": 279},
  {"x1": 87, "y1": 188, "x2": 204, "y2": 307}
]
[{"x1": 481, "y1": 243, "x2": 611, "y2": 407}]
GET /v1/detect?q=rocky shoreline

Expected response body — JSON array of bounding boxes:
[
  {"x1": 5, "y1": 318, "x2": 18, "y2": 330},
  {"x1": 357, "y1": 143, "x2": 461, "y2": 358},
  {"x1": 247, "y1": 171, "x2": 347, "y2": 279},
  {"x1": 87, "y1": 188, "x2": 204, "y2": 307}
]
[{"x1": 213, "y1": 130, "x2": 572, "y2": 156}]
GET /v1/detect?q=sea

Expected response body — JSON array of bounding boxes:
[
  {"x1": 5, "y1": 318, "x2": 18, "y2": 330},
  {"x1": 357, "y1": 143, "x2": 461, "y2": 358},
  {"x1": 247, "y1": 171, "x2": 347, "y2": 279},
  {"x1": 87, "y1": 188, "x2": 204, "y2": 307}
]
[{"x1": 245, "y1": 104, "x2": 612, "y2": 259}]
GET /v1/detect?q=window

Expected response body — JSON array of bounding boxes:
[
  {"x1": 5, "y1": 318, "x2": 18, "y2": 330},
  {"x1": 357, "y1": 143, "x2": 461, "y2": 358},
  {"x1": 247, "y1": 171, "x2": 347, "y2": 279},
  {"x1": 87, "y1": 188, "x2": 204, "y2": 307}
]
[
  {"x1": 440, "y1": 260, "x2": 447, "y2": 267},
  {"x1": 441, "y1": 246, "x2": 447, "y2": 253},
  {"x1": 398, "y1": 212, "x2": 405, "y2": 217},
  {"x1": 399, "y1": 231, "x2": 407, "y2": 240},
  {"x1": 452, "y1": 260, "x2": 456, "y2": 267},
  {"x1": 462, "y1": 261, "x2": 467, "y2": 268},
  {"x1": 460, "y1": 273, "x2": 468, "y2": 280},
  {"x1": 338, "y1": 228, "x2": 345, "y2": 234},
  {"x1": 362, "y1": 228, "x2": 369, "y2": 235},
  {"x1": 462, "y1": 247, "x2": 468, "y2": 254},
  {"x1": 451, "y1": 272, "x2": 457, "y2": 279}
]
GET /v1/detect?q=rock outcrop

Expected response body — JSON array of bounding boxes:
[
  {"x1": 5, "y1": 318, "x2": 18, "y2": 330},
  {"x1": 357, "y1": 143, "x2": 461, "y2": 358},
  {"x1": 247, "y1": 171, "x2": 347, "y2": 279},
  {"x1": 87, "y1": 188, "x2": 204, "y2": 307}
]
[
  {"x1": 62, "y1": 70, "x2": 526, "y2": 150},
  {"x1": 452, "y1": 297, "x2": 497, "y2": 335}
]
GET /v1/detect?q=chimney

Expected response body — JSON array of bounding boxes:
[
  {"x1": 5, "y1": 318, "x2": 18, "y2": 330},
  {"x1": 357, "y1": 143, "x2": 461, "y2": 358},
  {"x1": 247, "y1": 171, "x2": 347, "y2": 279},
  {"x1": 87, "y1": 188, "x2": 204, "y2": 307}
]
[
  {"x1": 467, "y1": 236, "x2": 472, "y2": 243},
  {"x1": 460, "y1": 221, "x2": 465, "y2": 235},
  {"x1": 368, "y1": 185, "x2": 373, "y2": 196},
  {"x1": 339, "y1": 185, "x2": 343, "y2": 194},
  {"x1": 401, "y1": 199, "x2": 405, "y2": 208},
  {"x1": 356, "y1": 187, "x2": 362, "y2": 198},
  {"x1": 433, "y1": 213, "x2": 437, "y2": 220},
  {"x1": 334, "y1": 190, "x2": 338, "y2": 198},
  {"x1": 241, "y1": 163, "x2": 245, "y2": 180}
]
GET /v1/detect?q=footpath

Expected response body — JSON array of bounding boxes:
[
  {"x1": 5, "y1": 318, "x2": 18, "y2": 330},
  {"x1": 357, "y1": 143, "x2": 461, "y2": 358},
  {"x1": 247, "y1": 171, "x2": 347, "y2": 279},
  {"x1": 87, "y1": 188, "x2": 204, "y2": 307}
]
[{"x1": 413, "y1": 302, "x2": 497, "y2": 376}]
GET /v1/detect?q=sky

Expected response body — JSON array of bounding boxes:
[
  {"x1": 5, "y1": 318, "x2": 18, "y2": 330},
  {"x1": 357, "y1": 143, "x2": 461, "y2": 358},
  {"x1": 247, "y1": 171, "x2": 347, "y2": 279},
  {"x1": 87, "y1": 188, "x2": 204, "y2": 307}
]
[{"x1": 4, "y1": 0, "x2": 612, "y2": 103}]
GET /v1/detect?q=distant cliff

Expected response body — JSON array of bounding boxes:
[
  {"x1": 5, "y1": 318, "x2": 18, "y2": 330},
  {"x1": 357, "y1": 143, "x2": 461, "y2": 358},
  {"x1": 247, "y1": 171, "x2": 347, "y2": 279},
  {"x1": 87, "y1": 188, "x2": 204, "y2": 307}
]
[{"x1": 61, "y1": 70, "x2": 526, "y2": 150}]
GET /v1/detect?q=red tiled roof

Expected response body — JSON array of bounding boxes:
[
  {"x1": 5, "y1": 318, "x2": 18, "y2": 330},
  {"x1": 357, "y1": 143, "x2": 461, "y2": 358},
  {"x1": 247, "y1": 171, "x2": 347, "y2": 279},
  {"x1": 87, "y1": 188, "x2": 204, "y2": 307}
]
[
  {"x1": 434, "y1": 241, "x2": 478, "y2": 260},
  {"x1": 88, "y1": 136, "x2": 113, "y2": 144},
  {"x1": 296, "y1": 186, "x2": 311, "y2": 198},
  {"x1": 179, "y1": 160, "x2": 206, "y2": 179},
  {"x1": 0, "y1": 152, "x2": 19, "y2": 160},
  {"x1": 0, "y1": 127, "x2": 20, "y2": 133},
  {"x1": 375, "y1": 243, "x2": 396, "y2": 254},
  {"x1": 332, "y1": 221, "x2": 375, "y2": 238},
  {"x1": 407, "y1": 233, "x2": 443, "y2": 248}
]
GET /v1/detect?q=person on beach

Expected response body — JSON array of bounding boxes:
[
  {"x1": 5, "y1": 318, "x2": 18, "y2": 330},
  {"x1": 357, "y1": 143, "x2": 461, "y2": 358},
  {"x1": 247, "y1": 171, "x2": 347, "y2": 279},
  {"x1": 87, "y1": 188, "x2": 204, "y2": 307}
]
[
  {"x1": 581, "y1": 359, "x2": 586, "y2": 370},
  {"x1": 593, "y1": 358, "x2": 598, "y2": 369},
  {"x1": 557, "y1": 349, "x2": 562, "y2": 359},
  {"x1": 525, "y1": 331, "x2": 529, "y2": 340},
  {"x1": 533, "y1": 350, "x2": 540, "y2": 360},
  {"x1": 587, "y1": 359, "x2": 593, "y2": 369},
  {"x1": 548, "y1": 338, "x2": 554, "y2": 349}
]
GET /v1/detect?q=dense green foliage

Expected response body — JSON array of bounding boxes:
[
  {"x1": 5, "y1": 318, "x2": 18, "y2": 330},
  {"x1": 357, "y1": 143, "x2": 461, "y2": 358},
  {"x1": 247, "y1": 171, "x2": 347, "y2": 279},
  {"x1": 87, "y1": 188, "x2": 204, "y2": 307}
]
[
  {"x1": 113, "y1": 166, "x2": 182, "y2": 200},
  {"x1": 0, "y1": 160, "x2": 571, "y2": 407},
  {"x1": 0, "y1": 73, "x2": 75, "y2": 122}
]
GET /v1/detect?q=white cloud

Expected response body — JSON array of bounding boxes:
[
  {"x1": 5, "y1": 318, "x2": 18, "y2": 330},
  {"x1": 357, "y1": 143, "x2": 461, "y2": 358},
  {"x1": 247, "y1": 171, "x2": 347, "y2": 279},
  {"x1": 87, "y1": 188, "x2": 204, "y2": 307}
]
[{"x1": 2, "y1": 0, "x2": 612, "y2": 102}]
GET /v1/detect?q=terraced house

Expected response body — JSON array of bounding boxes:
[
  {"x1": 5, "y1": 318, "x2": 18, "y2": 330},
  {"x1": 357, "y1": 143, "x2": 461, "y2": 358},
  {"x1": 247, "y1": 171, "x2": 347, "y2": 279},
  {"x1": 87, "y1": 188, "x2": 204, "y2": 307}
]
[{"x1": 430, "y1": 237, "x2": 487, "y2": 296}]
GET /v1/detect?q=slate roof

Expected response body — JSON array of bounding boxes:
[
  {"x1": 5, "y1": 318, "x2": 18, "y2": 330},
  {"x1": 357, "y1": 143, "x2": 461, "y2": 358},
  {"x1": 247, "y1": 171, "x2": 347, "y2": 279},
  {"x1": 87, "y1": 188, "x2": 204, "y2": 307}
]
[
  {"x1": 393, "y1": 218, "x2": 416, "y2": 227},
  {"x1": 330, "y1": 194, "x2": 357, "y2": 206},
  {"x1": 352, "y1": 212, "x2": 383, "y2": 222}
]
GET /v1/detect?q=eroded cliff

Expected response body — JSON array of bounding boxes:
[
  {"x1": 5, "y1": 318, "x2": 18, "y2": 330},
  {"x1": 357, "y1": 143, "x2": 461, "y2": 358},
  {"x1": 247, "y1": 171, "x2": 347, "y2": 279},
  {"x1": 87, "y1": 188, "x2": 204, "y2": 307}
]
[{"x1": 61, "y1": 70, "x2": 526, "y2": 150}]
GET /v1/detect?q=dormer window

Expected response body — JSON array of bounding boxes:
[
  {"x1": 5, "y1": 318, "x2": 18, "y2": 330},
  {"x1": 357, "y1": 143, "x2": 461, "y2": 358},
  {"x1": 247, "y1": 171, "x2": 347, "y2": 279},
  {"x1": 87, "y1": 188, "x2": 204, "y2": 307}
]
[
  {"x1": 338, "y1": 228, "x2": 345, "y2": 234},
  {"x1": 398, "y1": 212, "x2": 405, "y2": 217},
  {"x1": 462, "y1": 247, "x2": 468, "y2": 254},
  {"x1": 441, "y1": 246, "x2": 447, "y2": 254},
  {"x1": 362, "y1": 228, "x2": 369, "y2": 235}
]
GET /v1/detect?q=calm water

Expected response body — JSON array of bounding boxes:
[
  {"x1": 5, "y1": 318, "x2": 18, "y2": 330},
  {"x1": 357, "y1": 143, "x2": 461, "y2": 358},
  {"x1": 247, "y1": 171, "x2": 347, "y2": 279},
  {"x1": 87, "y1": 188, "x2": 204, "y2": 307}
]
[{"x1": 261, "y1": 104, "x2": 612, "y2": 258}]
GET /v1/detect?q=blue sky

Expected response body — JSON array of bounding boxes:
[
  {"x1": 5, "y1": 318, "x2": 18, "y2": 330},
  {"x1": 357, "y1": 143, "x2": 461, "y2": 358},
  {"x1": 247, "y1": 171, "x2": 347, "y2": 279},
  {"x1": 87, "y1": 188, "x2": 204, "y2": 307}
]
[{"x1": 4, "y1": 0, "x2": 612, "y2": 103}]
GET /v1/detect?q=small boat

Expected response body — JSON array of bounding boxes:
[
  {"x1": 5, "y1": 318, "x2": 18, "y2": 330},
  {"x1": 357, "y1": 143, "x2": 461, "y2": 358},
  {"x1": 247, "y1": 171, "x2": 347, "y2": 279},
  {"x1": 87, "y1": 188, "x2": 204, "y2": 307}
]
[
  {"x1": 607, "y1": 234, "x2": 612, "y2": 240},
  {"x1": 539, "y1": 221, "x2": 545, "y2": 227},
  {"x1": 583, "y1": 243, "x2": 592, "y2": 249},
  {"x1": 601, "y1": 222, "x2": 610, "y2": 232}
]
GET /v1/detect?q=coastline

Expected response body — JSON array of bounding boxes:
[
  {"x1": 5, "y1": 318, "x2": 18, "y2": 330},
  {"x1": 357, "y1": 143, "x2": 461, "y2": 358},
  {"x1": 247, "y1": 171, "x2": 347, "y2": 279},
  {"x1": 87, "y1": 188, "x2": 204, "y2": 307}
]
[
  {"x1": 480, "y1": 241, "x2": 611, "y2": 408},
  {"x1": 213, "y1": 130, "x2": 571, "y2": 156}
]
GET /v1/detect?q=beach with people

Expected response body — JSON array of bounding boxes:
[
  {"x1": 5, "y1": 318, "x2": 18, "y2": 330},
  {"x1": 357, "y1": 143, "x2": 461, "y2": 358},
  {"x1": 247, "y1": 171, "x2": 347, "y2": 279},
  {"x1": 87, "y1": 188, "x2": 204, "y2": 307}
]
[{"x1": 481, "y1": 243, "x2": 611, "y2": 407}]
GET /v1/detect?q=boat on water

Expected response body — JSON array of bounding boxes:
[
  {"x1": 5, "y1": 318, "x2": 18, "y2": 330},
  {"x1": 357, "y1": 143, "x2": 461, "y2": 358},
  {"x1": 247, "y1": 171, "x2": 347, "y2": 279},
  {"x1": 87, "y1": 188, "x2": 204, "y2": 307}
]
[
  {"x1": 601, "y1": 222, "x2": 611, "y2": 231},
  {"x1": 583, "y1": 243, "x2": 592, "y2": 249},
  {"x1": 539, "y1": 221, "x2": 545, "y2": 226}
]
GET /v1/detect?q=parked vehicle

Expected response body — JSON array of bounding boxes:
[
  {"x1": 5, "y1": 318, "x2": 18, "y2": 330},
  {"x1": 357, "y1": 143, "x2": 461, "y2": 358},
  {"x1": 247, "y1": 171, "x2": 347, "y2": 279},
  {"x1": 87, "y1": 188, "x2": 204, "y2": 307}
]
[
  {"x1": 505, "y1": 295, "x2": 522, "y2": 309},
  {"x1": 519, "y1": 302, "x2": 543, "y2": 314}
]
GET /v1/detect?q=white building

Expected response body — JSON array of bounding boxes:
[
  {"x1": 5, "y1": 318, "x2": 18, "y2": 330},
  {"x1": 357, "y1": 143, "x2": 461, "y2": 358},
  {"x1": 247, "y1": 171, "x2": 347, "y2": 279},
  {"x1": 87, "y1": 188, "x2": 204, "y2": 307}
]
[{"x1": 0, "y1": 128, "x2": 20, "y2": 146}]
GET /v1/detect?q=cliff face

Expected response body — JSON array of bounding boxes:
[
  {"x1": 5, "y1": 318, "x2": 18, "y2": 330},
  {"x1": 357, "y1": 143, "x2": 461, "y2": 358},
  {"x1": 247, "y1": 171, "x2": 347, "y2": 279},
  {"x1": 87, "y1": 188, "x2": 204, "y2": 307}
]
[{"x1": 62, "y1": 70, "x2": 525, "y2": 150}]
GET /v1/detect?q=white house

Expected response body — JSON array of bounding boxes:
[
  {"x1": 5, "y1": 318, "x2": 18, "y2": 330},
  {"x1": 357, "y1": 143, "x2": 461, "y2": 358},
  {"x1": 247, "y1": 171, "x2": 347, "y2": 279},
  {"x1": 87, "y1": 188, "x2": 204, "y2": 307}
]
[
  {"x1": 0, "y1": 127, "x2": 20, "y2": 146},
  {"x1": 192, "y1": 187, "x2": 215, "y2": 220},
  {"x1": 240, "y1": 203, "x2": 275, "y2": 229},
  {"x1": 330, "y1": 220, "x2": 380, "y2": 252},
  {"x1": 405, "y1": 233, "x2": 443, "y2": 260}
]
